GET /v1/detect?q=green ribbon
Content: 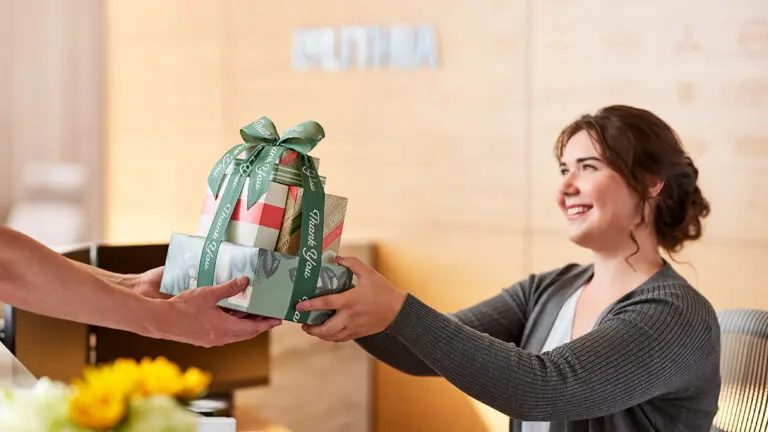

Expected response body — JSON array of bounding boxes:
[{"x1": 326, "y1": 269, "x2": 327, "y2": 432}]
[{"x1": 197, "y1": 117, "x2": 327, "y2": 323}]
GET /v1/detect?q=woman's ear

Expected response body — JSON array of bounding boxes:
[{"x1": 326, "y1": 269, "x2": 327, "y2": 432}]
[{"x1": 649, "y1": 181, "x2": 664, "y2": 198}]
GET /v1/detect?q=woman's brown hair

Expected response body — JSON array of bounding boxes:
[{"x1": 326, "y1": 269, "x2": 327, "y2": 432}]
[{"x1": 554, "y1": 104, "x2": 711, "y2": 260}]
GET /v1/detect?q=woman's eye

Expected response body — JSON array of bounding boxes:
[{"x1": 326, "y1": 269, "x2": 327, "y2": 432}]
[
  {"x1": 560, "y1": 168, "x2": 569, "y2": 176},
  {"x1": 582, "y1": 164, "x2": 597, "y2": 171}
]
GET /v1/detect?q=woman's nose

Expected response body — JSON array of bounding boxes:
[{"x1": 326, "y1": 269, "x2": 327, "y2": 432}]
[{"x1": 558, "y1": 172, "x2": 578, "y2": 196}]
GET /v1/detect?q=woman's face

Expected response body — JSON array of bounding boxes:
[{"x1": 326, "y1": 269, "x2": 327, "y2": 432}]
[{"x1": 556, "y1": 130, "x2": 642, "y2": 251}]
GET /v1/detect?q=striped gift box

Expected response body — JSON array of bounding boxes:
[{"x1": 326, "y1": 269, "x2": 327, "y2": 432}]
[
  {"x1": 197, "y1": 178, "x2": 289, "y2": 251},
  {"x1": 198, "y1": 154, "x2": 325, "y2": 250}
]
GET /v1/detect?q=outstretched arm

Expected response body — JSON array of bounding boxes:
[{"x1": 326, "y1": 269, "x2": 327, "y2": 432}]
[
  {"x1": 0, "y1": 226, "x2": 281, "y2": 347},
  {"x1": 298, "y1": 256, "x2": 719, "y2": 421},
  {"x1": 354, "y1": 285, "x2": 531, "y2": 376}
]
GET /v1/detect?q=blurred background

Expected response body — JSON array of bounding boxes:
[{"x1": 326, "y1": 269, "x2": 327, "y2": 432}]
[{"x1": 1, "y1": 0, "x2": 766, "y2": 431}]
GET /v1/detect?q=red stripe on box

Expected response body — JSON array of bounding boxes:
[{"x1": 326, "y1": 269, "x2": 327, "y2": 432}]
[
  {"x1": 202, "y1": 194, "x2": 284, "y2": 230},
  {"x1": 289, "y1": 185, "x2": 299, "y2": 201},
  {"x1": 323, "y1": 221, "x2": 344, "y2": 250},
  {"x1": 280, "y1": 151, "x2": 298, "y2": 166}
]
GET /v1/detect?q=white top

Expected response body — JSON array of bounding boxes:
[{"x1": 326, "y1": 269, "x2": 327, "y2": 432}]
[{"x1": 520, "y1": 286, "x2": 584, "y2": 432}]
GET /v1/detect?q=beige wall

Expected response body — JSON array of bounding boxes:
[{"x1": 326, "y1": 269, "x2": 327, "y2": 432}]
[
  {"x1": 0, "y1": 0, "x2": 104, "y2": 240},
  {"x1": 0, "y1": 0, "x2": 10, "y2": 221},
  {"x1": 104, "y1": 1, "x2": 768, "y2": 431}
]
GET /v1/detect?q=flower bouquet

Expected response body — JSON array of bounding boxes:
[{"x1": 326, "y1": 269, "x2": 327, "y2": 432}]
[{"x1": 0, "y1": 357, "x2": 212, "y2": 432}]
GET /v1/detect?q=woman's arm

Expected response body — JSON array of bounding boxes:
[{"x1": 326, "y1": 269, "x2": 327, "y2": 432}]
[
  {"x1": 298, "y1": 256, "x2": 718, "y2": 421},
  {"x1": 354, "y1": 285, "x2": 532, "y2": 376},
  {"x1": 377, "y1": 288, "x2": 718, "y2": 421},
  {"x1": 0, "y1": 226, "x2": 281, "y2": 347}
]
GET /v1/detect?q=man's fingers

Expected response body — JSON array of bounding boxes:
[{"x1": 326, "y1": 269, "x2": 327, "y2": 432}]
[
  {"x1": 303, "y1": 313, "x2": 346, "y2": 339},
  {"x1": 204, "y1": 276, "x2": 250, "y2": 302},
  {"x1": 335, "y1": 255, "x2": 371, "y2": 277},
  {"x1": 295, "y1": 291, "x2": 349, "y2": 312},
  {"x1": 226, "y1": 314, "x2": 282, "y2": 339}
]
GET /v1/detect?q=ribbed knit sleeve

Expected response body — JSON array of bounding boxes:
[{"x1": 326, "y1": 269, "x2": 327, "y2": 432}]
[
  {"x1": 355, "y1": 278, "x2": 533, "y2": 376},
  {"x1": 363, "y1": 282, "x2": 719, "y2": 422}
]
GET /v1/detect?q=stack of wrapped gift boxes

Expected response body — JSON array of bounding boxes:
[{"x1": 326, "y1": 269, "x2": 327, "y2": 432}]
[{"x1": 159, "y1": 117, "x2": 353, "y2": 325}]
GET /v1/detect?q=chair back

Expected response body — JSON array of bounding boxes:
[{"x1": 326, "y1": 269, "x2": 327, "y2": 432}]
[{"x1": 713, "y1": 309, "x2": 768, "y2": 432}]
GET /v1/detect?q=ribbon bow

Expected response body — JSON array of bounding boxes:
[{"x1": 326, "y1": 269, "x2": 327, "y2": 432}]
[
  {"x1": 197, "y1": 117, "x2": 327, "y2": 325},
  {"x1": 207, "y1": 116, "x2": 325, "y2": 209}
]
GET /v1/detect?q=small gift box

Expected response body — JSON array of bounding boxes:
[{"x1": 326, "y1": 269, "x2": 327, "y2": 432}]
[
  {"x1": 160, "y1": 117, "x2": 353, "y2": 325},
  {"x1": 275, "y1": 186, "x2": 348, "y2": 256}
]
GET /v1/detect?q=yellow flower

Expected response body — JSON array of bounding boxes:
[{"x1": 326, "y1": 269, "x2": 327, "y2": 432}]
[
  {"x1": 135, "y1": 356, "x2": 185, "y2": 397},
  {"x1": 73, "y1": 359, "x2": 141, "y2": 400},
  {"x1": 177, "y1": 367, "x2": 212, "y2": 400},
  {"x1": 68, "y1": 385, "x2": 126, "y2": 430}
]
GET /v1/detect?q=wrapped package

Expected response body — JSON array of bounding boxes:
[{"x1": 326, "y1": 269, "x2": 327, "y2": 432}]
[
  {"x1": 275, "y1": 186, "x2": 347, "y2": 256},
  {"x1": 160, "y1": 117, "x2": 352, "y2": 325},
  {"x1": 161, "y1": 233, "x2": 352, "y2": 325}
]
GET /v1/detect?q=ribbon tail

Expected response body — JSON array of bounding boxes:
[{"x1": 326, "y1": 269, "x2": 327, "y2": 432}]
[
  {"x1": 246, "y1": 145, "x2": 287, "y2": 209},
  {"x1": 285, "y1": 154, "x2": 325, "y2": 323},
  {"x1": 197, "y1": 149, "x2": 263, "y2": 287}
]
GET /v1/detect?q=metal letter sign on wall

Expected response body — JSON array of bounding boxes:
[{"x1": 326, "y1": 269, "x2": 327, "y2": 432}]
[{"x1": 291, "y1": 25, "x2": 439, "y2": 71}]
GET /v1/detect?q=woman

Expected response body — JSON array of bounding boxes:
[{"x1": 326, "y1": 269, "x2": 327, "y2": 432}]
[{"x1": 296, "y1": 105, "x2": 721, "y2": 431}]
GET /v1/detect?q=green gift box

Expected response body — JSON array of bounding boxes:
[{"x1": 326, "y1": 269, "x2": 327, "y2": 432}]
[
  {"x1": 160, "y1": 116, "x2": 352, "y2": 325},
  {"x1": 159, "y1": 233, "x2": 352, "y2": 325}
]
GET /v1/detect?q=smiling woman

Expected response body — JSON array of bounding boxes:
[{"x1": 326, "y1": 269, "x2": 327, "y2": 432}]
[
  {"x1": 554, "y1": 106, "x2": 710, "y2": 265},
  {"x1": 297, "y1": 104, "x2": 721, "y2": 432}
]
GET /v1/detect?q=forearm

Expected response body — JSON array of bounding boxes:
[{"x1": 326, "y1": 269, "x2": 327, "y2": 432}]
[
  {"x1": 355, "y1": 333, "x2": 440, "y2": 376},
  {"x1": 68, "y1": 259, "x2": 140, "y2": 291},
  {"x1": 354, "y1": 285, "x2": 529, "y2": 378},
  {"x1": 0, "y1": 227, "x2": 162, "y2": 337},
  {"x1": 383, "y1": 292, "x2": 717, "y2": 421}
]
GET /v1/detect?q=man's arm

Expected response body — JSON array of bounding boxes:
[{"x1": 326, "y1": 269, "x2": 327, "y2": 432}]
[
  {"x1": 0, "y1": 226, "x2": 281, "y2": 347},
  {"x1": 67, "y1": 259, "x2": 140, "y2": 290}
]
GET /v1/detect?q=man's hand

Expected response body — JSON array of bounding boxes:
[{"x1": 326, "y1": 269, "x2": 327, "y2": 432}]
[
  {"x1": 133, "y1": 266, "x2": 171, "y2": 300},
  {"x1": 0, "y1": 225, "x2": 280, "y2": 349},
  {"x1": 151, "y1": 276, "x2": 282, "y2": 348}
]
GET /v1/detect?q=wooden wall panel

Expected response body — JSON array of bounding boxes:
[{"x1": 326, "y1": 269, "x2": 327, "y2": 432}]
[
  {"x1": 104, "y1": 0, "x2": 227, "y2": 243},
  {"x1": 530, "y1": 0, "x2": 768, "y2": 240},
  {"x1": 222, "y1": 0, "x2": 531, "y2": 235}
]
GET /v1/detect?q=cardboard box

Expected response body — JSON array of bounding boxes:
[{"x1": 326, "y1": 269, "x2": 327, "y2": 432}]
[
  {"x1": 275, "y1": 186, "x2": 348, "y2": 256},
  {"x1": 159, "y1": 233, "x2": 354, "y2": 325}
]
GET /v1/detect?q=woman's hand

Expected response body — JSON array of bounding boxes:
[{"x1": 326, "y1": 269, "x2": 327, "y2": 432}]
[{"x1": 296, "y1": 255, "x2": 407, "y2": 342}]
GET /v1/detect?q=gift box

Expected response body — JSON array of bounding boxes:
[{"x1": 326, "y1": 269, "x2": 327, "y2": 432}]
[
  {"x1": 196, "y1": 166, "x2": 326, "y2": 250},
  {"x1": 160, "y1": 116, "x2": 352, "y2": 325},
  {"x1": 275, "y1": 186, "x2": 348, "y2": 256},
  {"x1": 159, "y1": 233, "x2": 353, "y2": 325}
]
